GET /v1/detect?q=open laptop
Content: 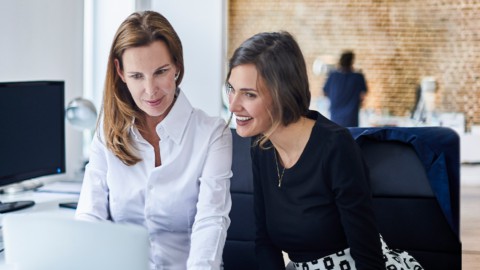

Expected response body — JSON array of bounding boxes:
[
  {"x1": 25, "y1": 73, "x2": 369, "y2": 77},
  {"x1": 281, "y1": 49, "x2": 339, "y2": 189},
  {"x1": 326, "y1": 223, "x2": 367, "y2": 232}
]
[{"x1": 1, "y1": 214, "x2": 150, "y2": 270}]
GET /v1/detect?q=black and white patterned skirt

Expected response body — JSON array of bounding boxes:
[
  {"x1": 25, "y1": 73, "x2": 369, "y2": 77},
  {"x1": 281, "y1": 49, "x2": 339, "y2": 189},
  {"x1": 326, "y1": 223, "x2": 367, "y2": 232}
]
[{"x1": 290, "y1": 236, "x2": 424, "y2": 270}]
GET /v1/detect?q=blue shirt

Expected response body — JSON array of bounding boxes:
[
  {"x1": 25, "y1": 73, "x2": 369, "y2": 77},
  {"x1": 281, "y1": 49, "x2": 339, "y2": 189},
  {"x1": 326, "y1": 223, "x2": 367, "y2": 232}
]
[{"x1": 323, "y1": 70, "x2": 367, "y2": 127}]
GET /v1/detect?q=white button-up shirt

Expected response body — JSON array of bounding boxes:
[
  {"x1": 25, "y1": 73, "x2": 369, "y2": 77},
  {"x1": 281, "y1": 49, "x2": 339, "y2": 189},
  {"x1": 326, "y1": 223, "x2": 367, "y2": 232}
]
[{"x1": 76, "y1": 91, "x2": 232, "y2": 270}]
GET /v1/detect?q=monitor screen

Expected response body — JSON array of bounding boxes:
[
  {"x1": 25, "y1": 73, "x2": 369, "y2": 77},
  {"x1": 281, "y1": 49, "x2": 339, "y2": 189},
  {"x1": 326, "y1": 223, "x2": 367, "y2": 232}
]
[{"x1": 0, "y1": 81, "x2": 65, "y2": 189}]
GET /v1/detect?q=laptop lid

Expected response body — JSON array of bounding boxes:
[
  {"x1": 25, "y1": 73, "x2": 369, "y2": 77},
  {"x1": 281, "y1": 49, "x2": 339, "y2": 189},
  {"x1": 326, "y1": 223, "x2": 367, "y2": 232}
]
[{"x1": 2, "y1": 214, "x2": 149, "y2": 270}]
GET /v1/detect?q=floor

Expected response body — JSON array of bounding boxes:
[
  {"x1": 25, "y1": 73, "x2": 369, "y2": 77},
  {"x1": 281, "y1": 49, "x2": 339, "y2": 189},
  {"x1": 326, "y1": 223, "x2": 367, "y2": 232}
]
[{"x1": 461, "y1": 164, "x2": 480, "y2": 269}]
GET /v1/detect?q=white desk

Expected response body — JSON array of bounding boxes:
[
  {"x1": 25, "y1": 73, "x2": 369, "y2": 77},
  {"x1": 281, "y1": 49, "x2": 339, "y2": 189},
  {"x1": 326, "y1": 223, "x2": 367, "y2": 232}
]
[{"x1": 0, "y1": 181, "x2": 81, "y2": 267}]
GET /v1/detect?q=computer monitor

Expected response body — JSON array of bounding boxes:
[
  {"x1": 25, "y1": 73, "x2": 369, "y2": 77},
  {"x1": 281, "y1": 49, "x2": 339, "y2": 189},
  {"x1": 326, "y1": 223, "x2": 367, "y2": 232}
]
[{"x1": 0, "y1": 81, "x2": 65, "y2": 213}]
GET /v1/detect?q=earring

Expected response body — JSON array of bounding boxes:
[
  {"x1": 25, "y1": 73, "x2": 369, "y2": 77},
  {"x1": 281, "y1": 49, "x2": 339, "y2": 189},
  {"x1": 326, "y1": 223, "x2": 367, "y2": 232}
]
[{"x1": 174, "y1": 73, "x2": 179, "y2": 81}]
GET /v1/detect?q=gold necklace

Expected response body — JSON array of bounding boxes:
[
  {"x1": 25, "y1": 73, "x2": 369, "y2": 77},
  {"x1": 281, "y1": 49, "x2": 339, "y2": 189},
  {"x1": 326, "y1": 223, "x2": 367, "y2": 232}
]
[{"x1": 273, "y1": 149, "x2": 286, "y2": 187}]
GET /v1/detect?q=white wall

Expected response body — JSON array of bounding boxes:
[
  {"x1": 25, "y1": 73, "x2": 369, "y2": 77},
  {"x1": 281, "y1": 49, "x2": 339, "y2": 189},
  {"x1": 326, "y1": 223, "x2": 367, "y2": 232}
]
[
  {"x1": 152, "y1": 0, "x2": 227, "y2": 117},
  {"x1": 85, "y1": 0, "x2": 136, "y2": 109},
  {"x1": 0, "y1": 0, "x2": 84, "y2": 180}
]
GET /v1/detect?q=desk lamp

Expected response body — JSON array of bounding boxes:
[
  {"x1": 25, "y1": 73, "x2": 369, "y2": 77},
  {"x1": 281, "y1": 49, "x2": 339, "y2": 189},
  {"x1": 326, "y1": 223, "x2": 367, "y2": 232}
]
[
  {"x1": 61, "y1": 97, "x2": 97, "y2": 210},
  {"x1": 65, "y1": 97, "x2": 97, "y2": 131},
  {"x1": 65, "y1": 97, "x2": 97, "y2": 179}
]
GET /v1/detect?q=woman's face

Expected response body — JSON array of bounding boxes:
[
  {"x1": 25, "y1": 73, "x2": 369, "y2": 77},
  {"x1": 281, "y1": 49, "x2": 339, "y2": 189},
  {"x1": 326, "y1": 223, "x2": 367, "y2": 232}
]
[
  {"x1": 115, "y1": 41, "x2": 178, "y2": 124},
  {"x1": 227, "y1": 64, "x2": 273, "y2": 137}
]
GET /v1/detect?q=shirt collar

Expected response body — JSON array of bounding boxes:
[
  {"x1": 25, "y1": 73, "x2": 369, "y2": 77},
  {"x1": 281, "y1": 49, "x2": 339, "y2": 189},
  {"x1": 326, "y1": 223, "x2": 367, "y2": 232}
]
[
  {"x1": 129, "y1": 89, "x2": 193, "y2": 145},
  {"x1": 156, "y1": 89, "x2": 192, "y2": 145}
]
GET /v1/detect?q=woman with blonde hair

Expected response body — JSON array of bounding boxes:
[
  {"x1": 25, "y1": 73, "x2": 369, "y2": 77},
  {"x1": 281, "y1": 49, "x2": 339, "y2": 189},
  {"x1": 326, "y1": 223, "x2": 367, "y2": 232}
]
[{"x1": 76, "y1": 11, "x2": 232, "y2": 270}]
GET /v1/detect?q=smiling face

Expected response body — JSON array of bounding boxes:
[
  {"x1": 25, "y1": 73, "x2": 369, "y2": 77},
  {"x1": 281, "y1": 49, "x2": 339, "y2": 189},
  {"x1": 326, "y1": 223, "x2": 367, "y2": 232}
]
[
  {"x1": 115, "y1": 40, "x2": 178, "y2": 125},
  {"x1": 227, "y1": 64, "x2": 273, "y2": 137}
]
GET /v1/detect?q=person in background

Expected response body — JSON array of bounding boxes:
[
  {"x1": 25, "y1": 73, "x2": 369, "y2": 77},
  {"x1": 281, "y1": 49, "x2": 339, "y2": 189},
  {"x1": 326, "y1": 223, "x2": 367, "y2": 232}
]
[
  {"x1": 323, "y1": 50, "x2": 367, "y2": 127},
  {"x1": 226, "y1": 31, "x2": 423, "y2": 270},
  {"x1": 75, "y1": 11, "x2": 232, "y2": 270}
]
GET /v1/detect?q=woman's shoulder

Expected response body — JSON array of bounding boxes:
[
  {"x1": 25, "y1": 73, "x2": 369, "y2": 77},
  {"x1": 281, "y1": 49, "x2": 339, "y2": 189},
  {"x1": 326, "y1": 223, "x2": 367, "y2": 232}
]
[
  {"x1": 189, "y1": 109, "x2": 231, "y2": 140},
  {"x1": 192, "y1": 108, "x2": 229, "y2": 128},
  {"x1": 312, "y1": 111, "x2": 346, "y2": 132},
  {"x1": 91, "y1": 121, "x2": 106, "y2": 143},
  {"x1": 312, "y1": 113, "x2": 355, "y2": 144}
]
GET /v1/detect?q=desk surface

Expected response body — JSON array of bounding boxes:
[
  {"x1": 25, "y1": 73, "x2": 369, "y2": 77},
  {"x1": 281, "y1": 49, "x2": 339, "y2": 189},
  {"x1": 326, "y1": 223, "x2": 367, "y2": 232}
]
[{"x1": 0, "y1": 181, "x2": 81, "y2": 267}]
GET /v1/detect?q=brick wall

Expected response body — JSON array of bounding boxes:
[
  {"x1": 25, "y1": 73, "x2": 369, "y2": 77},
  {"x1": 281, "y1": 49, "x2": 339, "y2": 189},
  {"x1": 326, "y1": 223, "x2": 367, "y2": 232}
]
[{"x1": 228, "y1": 0, "x2": 480, "y2": 130}]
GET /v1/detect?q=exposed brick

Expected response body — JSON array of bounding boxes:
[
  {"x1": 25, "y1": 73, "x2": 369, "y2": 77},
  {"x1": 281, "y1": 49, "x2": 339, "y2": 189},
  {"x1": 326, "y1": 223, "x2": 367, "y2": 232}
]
[{"x1": 228, "y1": 0, "x2": 480, "y2": 130}]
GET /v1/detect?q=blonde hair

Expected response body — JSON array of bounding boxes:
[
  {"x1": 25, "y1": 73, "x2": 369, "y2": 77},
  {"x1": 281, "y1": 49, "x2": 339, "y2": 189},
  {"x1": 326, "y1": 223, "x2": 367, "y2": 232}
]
[{"x1": 99, "y1": 11, "x2": 184, "y2": 165}]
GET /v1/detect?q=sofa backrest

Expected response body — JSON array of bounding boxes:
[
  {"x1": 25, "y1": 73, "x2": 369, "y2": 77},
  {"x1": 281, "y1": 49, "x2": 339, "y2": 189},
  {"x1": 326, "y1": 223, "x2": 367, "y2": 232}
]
[
  {"x1": 223, "y1": 129, "x2": 258, "y2": 270},
  {"x1": 361, "y1": 139, "x2": 461, "y2": 269},
  {"x1": 349, "y1": 127, "x2": 461, "y2": 270}
]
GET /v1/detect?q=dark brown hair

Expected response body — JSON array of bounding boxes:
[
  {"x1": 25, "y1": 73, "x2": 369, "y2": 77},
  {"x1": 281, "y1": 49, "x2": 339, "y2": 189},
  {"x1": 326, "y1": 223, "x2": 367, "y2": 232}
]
[{"x1": 227, "y1": 31, "x2": 311, "y2": 147}]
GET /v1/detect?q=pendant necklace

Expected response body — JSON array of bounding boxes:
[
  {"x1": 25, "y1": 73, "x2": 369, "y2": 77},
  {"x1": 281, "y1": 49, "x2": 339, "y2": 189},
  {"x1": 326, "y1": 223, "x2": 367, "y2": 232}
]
[{"x1": 273, "y1": 149, "x2": 286, "y2": 187}]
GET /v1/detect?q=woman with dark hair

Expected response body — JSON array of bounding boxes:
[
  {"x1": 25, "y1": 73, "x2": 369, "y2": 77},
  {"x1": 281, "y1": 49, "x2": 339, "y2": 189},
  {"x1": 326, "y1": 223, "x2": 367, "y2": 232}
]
[
  {"x1": 76, "y1": 11, "x2": 232, "y2": 270},
  {"x1": 226, "y1": 31, "x2": 422, "y2": 270},
  {"x1": 323, "y1": 50, "x2": 367, "y2": 127}
]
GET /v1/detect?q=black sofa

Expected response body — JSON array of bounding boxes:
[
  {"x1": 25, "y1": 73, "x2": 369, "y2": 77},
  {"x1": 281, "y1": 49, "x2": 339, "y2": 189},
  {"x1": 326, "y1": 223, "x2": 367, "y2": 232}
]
[{"x1": 223, "y1": 127, "x2": 461, "y2": 270}]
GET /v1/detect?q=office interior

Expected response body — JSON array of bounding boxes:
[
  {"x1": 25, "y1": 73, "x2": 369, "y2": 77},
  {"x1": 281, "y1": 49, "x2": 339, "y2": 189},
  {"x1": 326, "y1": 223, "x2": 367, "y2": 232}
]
[{"x1": 0, "y1": 0, "x2": 479, "y2": 268}]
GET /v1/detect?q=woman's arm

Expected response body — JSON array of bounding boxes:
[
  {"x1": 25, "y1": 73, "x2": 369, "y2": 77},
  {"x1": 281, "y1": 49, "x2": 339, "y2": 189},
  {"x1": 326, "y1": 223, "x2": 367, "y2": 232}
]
[
  {"x1": 75, "y1": 132, "x2": 111, "y2": 221},
  {"x1": 252, "y1": 148, "x2": 286, "y2": 270},
  {"x1": 326, "y1": 130, "x2": 384, "y2": 270},
  {"x1": 187, "y1": 124, "x2": 233, "y2": 270}
]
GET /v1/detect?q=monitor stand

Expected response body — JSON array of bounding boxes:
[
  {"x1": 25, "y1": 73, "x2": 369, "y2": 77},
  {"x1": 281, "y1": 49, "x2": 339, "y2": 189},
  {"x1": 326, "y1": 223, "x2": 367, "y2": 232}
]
[
  {"x1": 0, "y1": 179, "x2": 43, "y2": 194},
  {"x1": 0, "y1": 179, "x2": 41, "y2": 213},
  {"x1": 0, "y1": 201, "x2": 35, "y2": 214}
]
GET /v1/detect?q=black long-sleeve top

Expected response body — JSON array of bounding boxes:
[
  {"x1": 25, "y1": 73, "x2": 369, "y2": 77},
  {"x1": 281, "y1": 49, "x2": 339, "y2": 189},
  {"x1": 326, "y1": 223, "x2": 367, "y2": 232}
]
[{"x1": 252, "y1": 111, "x2": 384, "y2": 270}]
